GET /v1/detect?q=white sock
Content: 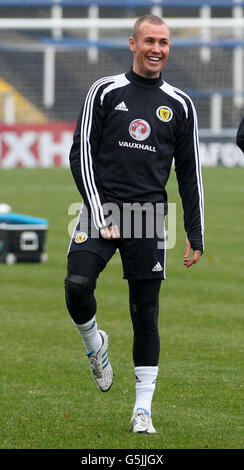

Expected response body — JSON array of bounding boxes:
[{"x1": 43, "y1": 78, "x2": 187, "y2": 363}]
[
  {"x1": 133, "y1": 366, "x2": 159, "y2": 416},
  {"x1": 73, "y1": 316, "x2": 102, "y2": 355}
]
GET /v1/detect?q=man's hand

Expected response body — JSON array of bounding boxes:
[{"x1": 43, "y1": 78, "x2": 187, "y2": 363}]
[
  {"x1": 100, "y1": 225, "x2": 120, "y2": 240},
  {"x1": 184, "y1": 238, "x2": 202, "y2": 268}
]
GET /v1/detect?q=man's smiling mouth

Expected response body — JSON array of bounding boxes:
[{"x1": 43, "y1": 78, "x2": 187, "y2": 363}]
[{"x1": 147, "y1": 57, "x2": 161, "y2": 62}]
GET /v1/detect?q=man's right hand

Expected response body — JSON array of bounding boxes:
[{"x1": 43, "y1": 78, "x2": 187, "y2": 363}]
[{"x1": 100, "y1": 225, "x2": 120, "y2": 239}]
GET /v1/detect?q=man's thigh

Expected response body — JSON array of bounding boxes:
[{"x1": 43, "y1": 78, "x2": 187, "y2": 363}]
[
  {"x1": 118, "y1": 206, "x2": 166, "y2": 280},
  {"x1": 119, "y1": 236, "x2": 166, "y2": 280},
  {"x1": 67, "y1": 210, "x2": 117, "y2": 275}
]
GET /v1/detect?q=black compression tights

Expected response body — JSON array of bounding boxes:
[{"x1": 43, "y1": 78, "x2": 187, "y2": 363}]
[
  {"x1": 128, "y1": 279, "x2": 162, "y2": 367},
  {"x1": 65, "y1": 252, "x2": 162, "y2": 367}
]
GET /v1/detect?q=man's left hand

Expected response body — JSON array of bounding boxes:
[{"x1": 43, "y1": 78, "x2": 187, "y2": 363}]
[{"x1": 184, "y1": 238, "x2": 202, "y2": 268}]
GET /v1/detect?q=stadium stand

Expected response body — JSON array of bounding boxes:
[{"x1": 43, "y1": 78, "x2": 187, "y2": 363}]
[{"x1": 0, "y1": 1, "x2": 244, "y2": 130}]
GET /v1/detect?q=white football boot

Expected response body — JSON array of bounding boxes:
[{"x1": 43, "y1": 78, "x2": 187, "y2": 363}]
[
  {"x1": 87, "y1": 330, "x2": 113, "y2": 392},
  {"x1": 131, "y1": 409, "x2": 156, "y2": 433}
]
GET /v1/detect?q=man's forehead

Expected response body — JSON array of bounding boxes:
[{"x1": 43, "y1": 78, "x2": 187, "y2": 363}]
[{"x1": 138, "y1": 21, "x2": 170, "y2": 39}]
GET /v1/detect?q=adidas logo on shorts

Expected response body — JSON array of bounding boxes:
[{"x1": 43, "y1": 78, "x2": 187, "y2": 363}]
[{"x1": 152, "y1": 262, "x2": 163, "y2": 272}]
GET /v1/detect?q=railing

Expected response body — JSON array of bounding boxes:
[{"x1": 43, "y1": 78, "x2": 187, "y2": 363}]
[
  {"x1": 0, "y1": 92, "x2": 15, "y2": 125},
  {"x1": 1, "y1": 17, "x2": 244, "y2": 30},
  {"x1": 0, "y1": 1, "x2": 244, "y2": 6}
]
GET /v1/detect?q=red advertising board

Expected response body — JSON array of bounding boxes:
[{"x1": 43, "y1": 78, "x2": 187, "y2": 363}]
[
  {"x1": 0, "y1": 122, "x2": 75, "y2": 168},
  {"x1": 1, "y1": 122, "x2": 243, "y2": 167}
]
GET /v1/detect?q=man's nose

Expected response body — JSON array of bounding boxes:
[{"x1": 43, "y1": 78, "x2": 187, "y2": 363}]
[{"x1": 151, "y1": 42, "x2": 161, "y2": 54}]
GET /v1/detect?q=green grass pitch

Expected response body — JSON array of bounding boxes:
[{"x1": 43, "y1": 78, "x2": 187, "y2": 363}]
[{"x1": 0, "y1": 167, "x2": 243, "y2": 449}]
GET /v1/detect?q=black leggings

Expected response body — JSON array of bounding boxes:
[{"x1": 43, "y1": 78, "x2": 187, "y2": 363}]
[
  {"x1": 128, "y1": 278, "x2": 161, "y2": 366},
  {"x1": 65, "y1": 251, "x2": 162, "y2": 366}
]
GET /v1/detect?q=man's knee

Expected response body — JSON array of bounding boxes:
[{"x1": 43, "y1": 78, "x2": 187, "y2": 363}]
[
  {"x1": 64, "y1": 273, "x2": 97, "y2": 324},
  {"x1": 128, "y1": 278, "x2": 161, "y2": 333},
  {"x1": 130, "y1": 300, "x2": 159, "y2": 333}
]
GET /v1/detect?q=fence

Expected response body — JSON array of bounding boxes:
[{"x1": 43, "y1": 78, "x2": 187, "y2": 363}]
[{"x1": 0, "y1": 0, "x2": 244, "y2": 133}]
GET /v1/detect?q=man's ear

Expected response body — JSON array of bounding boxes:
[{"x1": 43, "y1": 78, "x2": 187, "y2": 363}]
[{"x1": 129, "y1": 36, "x2": 136, "y2": 52}]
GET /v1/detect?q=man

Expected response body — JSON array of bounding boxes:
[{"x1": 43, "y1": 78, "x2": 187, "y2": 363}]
[
  {"x1": 65, "y1": 15, "x2": 204, "y2": 433},
  {"x1": 236, "y1": 116, "x2": 244, "y2": 152}
]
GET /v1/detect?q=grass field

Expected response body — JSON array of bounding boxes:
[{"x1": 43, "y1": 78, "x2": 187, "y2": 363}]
[{"x1": 0, "y1": 167, "x2": 243, "y2": 450}]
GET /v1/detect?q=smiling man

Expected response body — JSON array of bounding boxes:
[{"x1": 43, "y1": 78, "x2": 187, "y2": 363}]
[
  {"x1": 65, "y1": 15, "x2": 204, "y2": 434},
  {"x1": 129, "y1": 16, "x2": 171, "y2": 78}
]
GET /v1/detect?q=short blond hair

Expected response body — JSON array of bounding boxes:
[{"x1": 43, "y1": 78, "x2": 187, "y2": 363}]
[{"x1": 132, "y1": 15, "x2": 168, "y2": 40}]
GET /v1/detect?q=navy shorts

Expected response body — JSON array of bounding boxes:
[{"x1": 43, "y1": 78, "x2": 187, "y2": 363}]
[{"x1": 67, "y1": 206, "x2": 166, "y2": 281}]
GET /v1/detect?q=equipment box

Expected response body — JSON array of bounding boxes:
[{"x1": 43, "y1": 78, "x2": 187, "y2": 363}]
[{"x1": 0, "y1": 213, "x2": 48, "y2": 264}]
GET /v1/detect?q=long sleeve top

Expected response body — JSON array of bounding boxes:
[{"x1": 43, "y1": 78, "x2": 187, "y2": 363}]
[{"x1": 69, "y1": 68, "x2": 204, "y2": 252}]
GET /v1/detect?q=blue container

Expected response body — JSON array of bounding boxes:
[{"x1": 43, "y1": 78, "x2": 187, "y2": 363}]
[{"x1": 0, "y1": 213, "x2": 48, "y2": 225}]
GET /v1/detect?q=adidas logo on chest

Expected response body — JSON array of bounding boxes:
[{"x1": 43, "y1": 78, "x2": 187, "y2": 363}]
[{"x1": 115, "y1": 101, "x2": 128, "y2": 111}]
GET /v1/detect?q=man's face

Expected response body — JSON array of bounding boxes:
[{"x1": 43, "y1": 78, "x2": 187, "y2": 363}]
[{"x1": 129, "y1": 21, "x2": 171, "y2": 78}]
